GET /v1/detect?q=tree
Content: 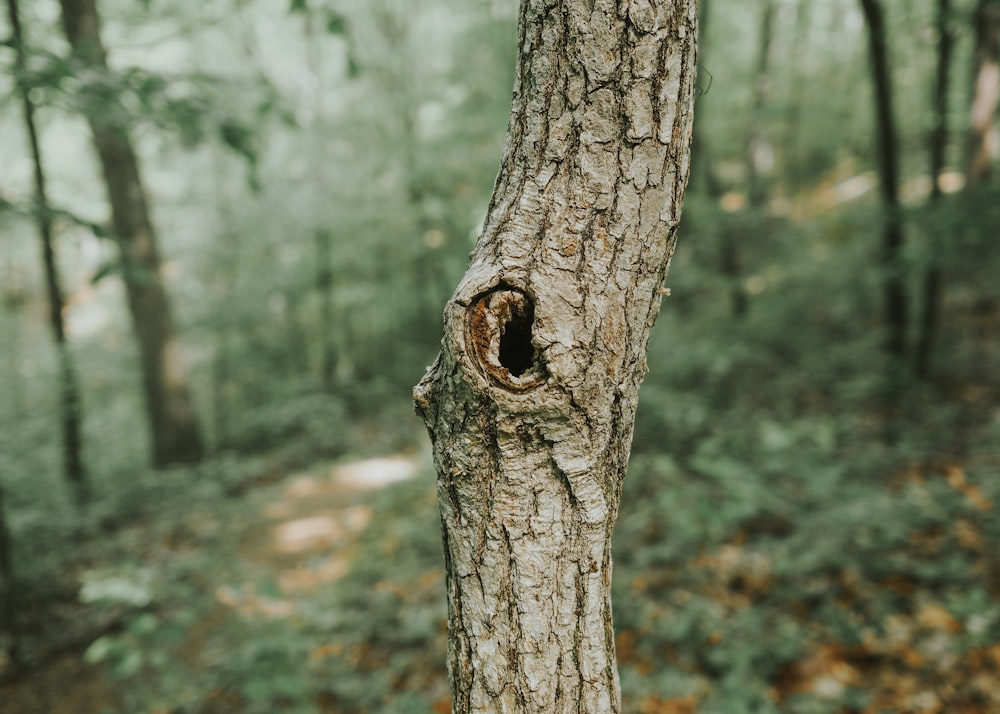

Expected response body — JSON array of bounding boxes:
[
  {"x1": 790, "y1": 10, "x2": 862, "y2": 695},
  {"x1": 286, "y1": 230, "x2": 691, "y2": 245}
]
[
  {"x1": 858, "y1": 0, "x2": 907, "y2": 365},
  {"x1": 783, "y1": 0, "x2": 813, "y2": 180},
  {"x1": 915, "y1": 0, "x2": 956, "y2": 380},
  {"x1": 916, "y1": 0, "x2": 998, "y2": 380},
  {"x1": 58, "y1": 0, "x2": 204, "y2": 467},
  {"x1": 413, "y1": 0, "x2": 698, "y2": 710},
  {"x1": 967, "y1": 0, "x2": 1000, "y2": 183},
  {"x1": 722, "y1": 0, "x2": 777, "y2": 320},
  {"x1": 6, "y1": 0, "x2": 88, "y2": 503},
  {"x1": 0, "y1": 481, "x2": 17, "y2": 668},
  {"x1": 745, "y1": 0, "x2": 776, "y2": 210}
]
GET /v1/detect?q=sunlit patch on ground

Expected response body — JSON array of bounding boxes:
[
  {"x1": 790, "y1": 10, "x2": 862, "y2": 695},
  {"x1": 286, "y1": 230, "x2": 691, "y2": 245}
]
[
  {"x1": 215, "y1": 456, "x2": 421, "y2": 621},
  {"x1": 277, "y1": 555, "x2": 351, "y2": 593},
  {"x1": 274, "y1": 514, "x2": 346, "y2": 553},
  {"x1": 331, "y1": 456, "x2": 420, "y2": 489}
]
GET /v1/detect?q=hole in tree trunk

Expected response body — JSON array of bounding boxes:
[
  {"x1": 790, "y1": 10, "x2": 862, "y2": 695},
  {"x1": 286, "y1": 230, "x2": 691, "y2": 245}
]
[
  {"x1": 466, "y1": 286, "x2": 545, "y2": 392},
  {"x1": 499, "y1": 302, "x2": 534, "y2": 376}
]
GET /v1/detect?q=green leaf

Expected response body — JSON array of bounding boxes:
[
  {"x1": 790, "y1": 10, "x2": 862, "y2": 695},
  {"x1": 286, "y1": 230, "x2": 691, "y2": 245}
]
[
  {"x1": 289, "y1": 0, "x2": 307, "y2": 13},
  {"x1": 326, "y1": 11, "x2": 348, "y2": 35},
  {"x1": 84, "y1": 635, "x2": 117, "y2": 664},
  {"x1": 219, "y1": 120, "x2": 258, "y2": 165},
  {"x1": 90, "y1": 260, "x2": 121, "y2": 285},
  {"x1": 79, "y1": 569, "x2": 154, "y2": 607},
  {"x1": 115, "y1": 648, "x2": 144, "y2": 677},
  {"x1": 347, "y1": 52, "x2": 361, "y2": 79}
]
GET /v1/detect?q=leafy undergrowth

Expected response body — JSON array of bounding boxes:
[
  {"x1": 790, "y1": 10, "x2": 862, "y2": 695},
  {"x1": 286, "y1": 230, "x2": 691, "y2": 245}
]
[
  {"x1": 1, "y1": 448, "x2": 452, "y2": 714},
  {"x1": 2, "y1": 431, "x2": 997, "y2": 713},
  {"x1": 615, "y1": 452, "x2": 1000, "y2": 714},
  {"x1": 2, "y1": 194, "x2": 999, "y2": 711}
]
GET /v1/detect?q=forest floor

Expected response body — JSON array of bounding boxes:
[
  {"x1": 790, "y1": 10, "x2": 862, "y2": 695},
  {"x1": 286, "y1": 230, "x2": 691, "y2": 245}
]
[
  {"x1": 0, "y1": 443, "x2": 453, "y2": 714},
  {"x1": 1, "y1": 404, "x2": 999, "y2": 713}
]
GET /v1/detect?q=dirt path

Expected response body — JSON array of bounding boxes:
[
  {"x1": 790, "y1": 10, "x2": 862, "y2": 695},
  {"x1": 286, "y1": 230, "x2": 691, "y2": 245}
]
[{"x1": 0, "y1": 454, "x2": 428, "y2": 714}]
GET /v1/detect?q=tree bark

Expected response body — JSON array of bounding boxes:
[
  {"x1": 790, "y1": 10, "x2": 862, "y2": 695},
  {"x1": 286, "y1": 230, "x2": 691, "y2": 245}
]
[
  {"x1": 58, "y1": 0, "x2": 204, "y2": 467},
  {"x1": 915, "y1": 0, "x2": 955, "y2": 380},
  {"x1": 6, "y1": 0, "x2": 88, "y2": 504},
  {"x1": 414, "y1": 1, "x2": 697, "y2": 711},
  {"x1": 967, "y1": 0, "x2": 1000, "y2": 183},
  {"x1": 859, "y1": 0, "x2": 908, "y2": 364}
]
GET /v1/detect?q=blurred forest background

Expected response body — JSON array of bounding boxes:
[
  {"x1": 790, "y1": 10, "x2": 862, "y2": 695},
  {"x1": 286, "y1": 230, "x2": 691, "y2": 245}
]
[{"x1": 0, "y1": 0, "x2": 999, "y2": 712}]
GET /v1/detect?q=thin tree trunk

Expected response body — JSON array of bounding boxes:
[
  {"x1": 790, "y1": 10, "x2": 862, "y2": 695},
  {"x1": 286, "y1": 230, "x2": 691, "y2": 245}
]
[
  {"x1": 6, "y1": 0, "x2": 88, "y2": 504},
  {"x1": 859, "y1": 0, "x2": 908, "y2": 364},
  {"x1": 967, "y1": 0, "x2": 1000, "y2": 182},
  {"x1": 414, "y1": 1, "x2": 698, "y2": 711},
  {"x1": 0, "y1": 481, "x2": 19, "y2": 668},
  {"x1": 784, "y1": 0, "x2": 813, "y2": 181},
  {"x1": 915, "y1": 0, "x2": 955, "y2": 380},
  {"x1": 692, "y1": 0, "x2": 747, "y2": 319},
  {"x1": 59, "y1": 0, "x2": 204, "y2": 467},
  {"x1": 746, "y1": 0, "x2": 776, "y2": 209},
  {"x1": 689, "y1": 0, "x2": 714, "y2": 195},
  {"x1": 723, "y1": 0, "x2": 776, "y2": 321},
  {"x1": 316, "y1": 229, "x2": 335, "y2": 391}
]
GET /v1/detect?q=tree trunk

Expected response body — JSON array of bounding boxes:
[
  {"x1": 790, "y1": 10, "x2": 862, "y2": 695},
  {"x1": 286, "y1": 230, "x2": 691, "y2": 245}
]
[
  {"x1": 413, "y1": 1, "x2": 698, "y2": 711},
  {"x1": 722, "y1": 0, "x2": 776, "y2": 321},
  {"x1": 859, "y1": 0, "x2": 908, "y2": 364},
  {"x1": 316, "y1": 229, "x2": 335, "y2": 391},
  {"x1": 915, "y1": 0, "x2": 955, "y2": 380},
  {"x1": 58, "y1": 0, "x2": 204, "y2": 467},
  {"x1": 0, "y1": 481, "x2": 18, "y2": 668},
  {"x1": 6, "y1": 0, "x2": 88, "y2": 504},
  {"x1": 967, "y1": 0, "x2": 1000, "y2": 183},
  {"x1": 689, "y1": 0, "x2": 721, "y2": 197},
  {"x1": 783, "y1": 0, "x2": 813, "y2": 181},
  {"x1": 746, "y1": 0, "x2": 776, "y2": 209}
]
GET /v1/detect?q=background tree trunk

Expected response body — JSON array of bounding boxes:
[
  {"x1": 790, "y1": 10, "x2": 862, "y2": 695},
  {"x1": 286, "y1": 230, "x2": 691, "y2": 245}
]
[
  {"x1": 316, "y1": 229, "x2": 335, "y2": 391},
  {"x1": 721, "y1": 0, "x2": 775, "y2": 320},
  {"x1": 915, "y1": 0, "x2": 955, "y2": 380},
  {"x1": 746, "y1": 0, "x2": 776, "y2": 209},
  {"x1": 784, "y1": 0, "x2": 813, "y2": 180},
  {"x1": 859, "y1": 0, "x2": 908, "y2": 364},
  {"x1": 6, "y1": 0, "x2": 88, "y2": 503},
  {"x1": 59, "y1": 0, "x2": 204, "y2": 467},
  {"x1": 967, "y1": 0, "x2": 1000, "y2": 182},
  {"x1": 414, "y1": 1, "x2": 698, "y2": 711},
  {"x1": 0, "y1": 482, "x2": 18, "y2": 668}
]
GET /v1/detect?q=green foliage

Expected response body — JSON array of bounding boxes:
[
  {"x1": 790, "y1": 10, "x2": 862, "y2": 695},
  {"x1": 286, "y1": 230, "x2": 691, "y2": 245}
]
[{"x1": 1, "y1": 0, "x2": 999, "y2": 711}]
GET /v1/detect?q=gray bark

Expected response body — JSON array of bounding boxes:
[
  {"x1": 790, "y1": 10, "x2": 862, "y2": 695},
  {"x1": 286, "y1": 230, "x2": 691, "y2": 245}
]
[{"x1": 414, "y1": 1, "x2": 698, "y2": 711}]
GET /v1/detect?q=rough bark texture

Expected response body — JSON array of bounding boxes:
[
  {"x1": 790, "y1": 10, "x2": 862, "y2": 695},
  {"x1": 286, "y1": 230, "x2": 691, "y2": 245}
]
[
  {"x1": 859, "y1": 0, "x2": 908, "y2": 363},
  {"x1": 7, "y1": 0, "x2": 88, "y2": 503},
  {"x1": 59, "y1": 0, "x2": 203, "y2": 467},
  {"x1": 414, "y1": 1, "x2": 697, "y2": 711}
]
